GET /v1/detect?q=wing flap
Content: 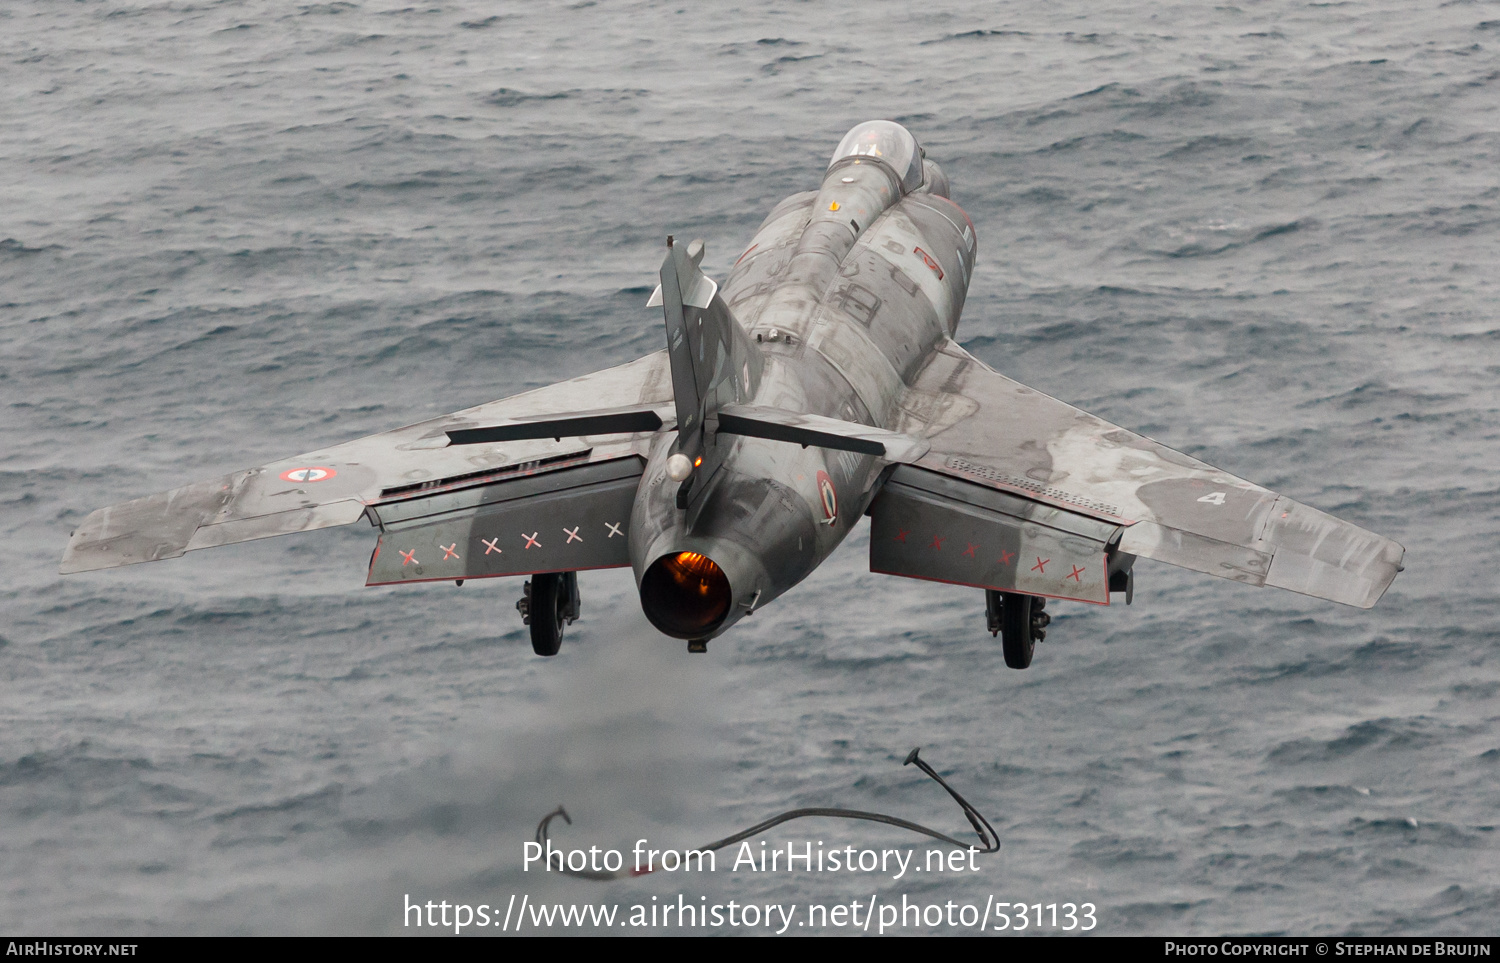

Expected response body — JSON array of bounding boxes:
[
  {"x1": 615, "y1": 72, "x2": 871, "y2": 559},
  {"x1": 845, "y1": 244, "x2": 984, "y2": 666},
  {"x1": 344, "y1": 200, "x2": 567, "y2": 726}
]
[
  {"x1": 1116, "y1": 521, "x2": 1272, "y2": 586},
  {"x1": 869, "y1": 466, "x2": 1119, "y2": 604},
  {"x1": 185, "y1": 500, "x2": 368, "y2": 552},
  {"x1": 1259, "y1": 499, "x2": 1404, "y2": 608},
  {"x1": 901, "y1": 340, "x2": 1404, "y2": 607},
  {"x1": 366, "y1": 459, "x2": 642, "y2": 586}
]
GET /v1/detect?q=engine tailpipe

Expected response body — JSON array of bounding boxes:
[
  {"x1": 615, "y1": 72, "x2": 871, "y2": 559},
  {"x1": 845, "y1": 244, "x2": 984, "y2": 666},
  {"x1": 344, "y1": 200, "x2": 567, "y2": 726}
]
[{"x1": 640, "y1": 551, "x2": 733, "y2": 639}]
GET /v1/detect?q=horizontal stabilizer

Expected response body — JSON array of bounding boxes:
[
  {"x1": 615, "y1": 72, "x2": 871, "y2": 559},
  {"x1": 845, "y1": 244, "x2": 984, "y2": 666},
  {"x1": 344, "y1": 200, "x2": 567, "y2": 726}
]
[
  {"x1": 717, "y1": 405, "x2": 929, "y2": 463},
  {"x1": 447, "y1": 408, "x2": 665, "y2": 447}
]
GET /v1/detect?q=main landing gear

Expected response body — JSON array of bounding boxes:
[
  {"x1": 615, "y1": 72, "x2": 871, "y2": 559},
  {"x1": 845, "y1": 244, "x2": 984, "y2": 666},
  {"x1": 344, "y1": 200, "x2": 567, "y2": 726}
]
[
  {"x1": 984, "y1": 554, "x2": 1135, "y2": 668},
  {"x1": 518, "y1": 571, "x2": 580, "y2": 657},
  {"x1": 986, "y1": 590, "x2": 1050, "y2": 669}
]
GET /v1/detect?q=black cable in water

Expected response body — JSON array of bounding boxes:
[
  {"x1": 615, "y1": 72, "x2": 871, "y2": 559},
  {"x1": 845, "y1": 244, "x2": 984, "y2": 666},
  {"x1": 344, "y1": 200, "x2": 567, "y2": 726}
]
[{"x1": 532, "y1": 747, "x2": 999, "y2": 881}]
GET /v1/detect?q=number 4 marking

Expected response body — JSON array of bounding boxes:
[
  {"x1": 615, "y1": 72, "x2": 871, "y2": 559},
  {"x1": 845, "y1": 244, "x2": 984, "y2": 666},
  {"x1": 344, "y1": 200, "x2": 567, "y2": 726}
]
[{"x1": 1197, "y1": 491, "x2": 1227, "y2": 506}]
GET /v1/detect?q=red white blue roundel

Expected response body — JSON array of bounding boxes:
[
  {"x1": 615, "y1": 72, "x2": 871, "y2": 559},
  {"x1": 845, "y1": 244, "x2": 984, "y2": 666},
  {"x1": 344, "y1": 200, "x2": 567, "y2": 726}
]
[
  {"x1": 280, "y1": 466, "x2": 336, "y2": 483},
  {"x1": 816, "y1": 469, "x2": 838, "y2": 522}
]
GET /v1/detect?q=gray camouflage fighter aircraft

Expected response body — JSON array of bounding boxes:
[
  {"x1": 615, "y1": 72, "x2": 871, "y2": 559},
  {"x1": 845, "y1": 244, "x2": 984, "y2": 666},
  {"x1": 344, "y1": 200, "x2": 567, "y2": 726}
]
[{"x1": 62, "y1": 121, "x2": 1404, "y2": 664}]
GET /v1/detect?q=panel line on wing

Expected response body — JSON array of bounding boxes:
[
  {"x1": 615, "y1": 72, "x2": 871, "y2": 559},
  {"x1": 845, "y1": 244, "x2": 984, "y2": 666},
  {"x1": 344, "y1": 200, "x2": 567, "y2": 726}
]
[
  {"x1": 377, "y1": 450, "x2": 593, "y2": 500},
  {"x1": 942, "y1": 457, "x2": 1129, "y2": 520}
]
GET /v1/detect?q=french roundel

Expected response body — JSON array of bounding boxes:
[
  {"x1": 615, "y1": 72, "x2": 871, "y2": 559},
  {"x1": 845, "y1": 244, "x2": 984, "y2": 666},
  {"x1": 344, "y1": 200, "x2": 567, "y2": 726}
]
[
  {"x1": 816, "y1": 470, "x2": 838, "y2": 521},
  {"x1": 280, "y1": 466, "x2": 336, "y2": 483}
]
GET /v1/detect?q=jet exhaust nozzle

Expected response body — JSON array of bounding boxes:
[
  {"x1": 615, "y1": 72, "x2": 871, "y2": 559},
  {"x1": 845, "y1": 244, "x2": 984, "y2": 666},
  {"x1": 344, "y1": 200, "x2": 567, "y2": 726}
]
[{"x1": 640, "y1": 551, "x2": 733, "y2": 639}]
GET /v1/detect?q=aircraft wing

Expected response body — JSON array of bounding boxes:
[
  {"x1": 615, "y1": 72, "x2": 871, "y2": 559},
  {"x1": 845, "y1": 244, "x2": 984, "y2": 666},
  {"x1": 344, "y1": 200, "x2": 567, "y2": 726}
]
[
  {"x1": 61, "y1": 352, "x2": 673, "y2": 574},
  {"x1": 890, "y1": 340, "x2": 1403, "y2": 608}
]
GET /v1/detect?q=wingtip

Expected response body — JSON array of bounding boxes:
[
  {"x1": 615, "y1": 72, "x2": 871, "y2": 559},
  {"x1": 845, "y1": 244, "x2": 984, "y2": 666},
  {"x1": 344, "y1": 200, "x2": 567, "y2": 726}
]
[
  {"x1": 58, "y1": 531, "x2": 98, "y2": 575},
  {"x1": 58, "y1": 541, "x2": 142, "y2": 574},
  {"x1": 58, "y1": 547, "x2": 115, "y2": 575}
]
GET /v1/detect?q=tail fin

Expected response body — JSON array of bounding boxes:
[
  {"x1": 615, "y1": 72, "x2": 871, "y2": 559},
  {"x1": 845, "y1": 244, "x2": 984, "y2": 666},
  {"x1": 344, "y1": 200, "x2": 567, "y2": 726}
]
[{"x1": 648, "y1": 237, "x2": 761, "y2": 508}]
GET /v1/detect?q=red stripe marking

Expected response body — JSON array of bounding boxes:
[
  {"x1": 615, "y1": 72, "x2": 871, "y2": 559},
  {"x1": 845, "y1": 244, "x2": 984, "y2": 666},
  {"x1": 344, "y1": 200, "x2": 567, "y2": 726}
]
[
  {"x1": 367, "y1": 562, "x2": 631, "y2": 588},
  {"x1": 868, "y1": 565, "x2": 1110, "y2": 606}
]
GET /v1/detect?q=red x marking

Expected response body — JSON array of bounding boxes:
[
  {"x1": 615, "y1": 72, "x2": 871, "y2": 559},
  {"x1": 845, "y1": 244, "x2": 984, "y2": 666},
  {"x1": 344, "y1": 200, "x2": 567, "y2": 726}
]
[
  {"x1": 400, "y1": 549, "x2": 417, "y2": 566},
  {"x1": 1032, "y1": 557, "x2": 1049, "y2": 573},
  {"x1": 564, "y1": 527, "x2": 582, "y2": 544},
  {"x1": 1068, "y1": 565, "x2": 1085, "y2": 582},
  {"x1": 523, "y1": 532, "x2": 541, "y2": 549},
  {"x1": 482, "y1": 537, "x2": 501, "y2": 555},
  {"x1": 894, "y1": 529, "x2": 908, "y2": 543},
  {"x1": 931, "y1": 535, "x2": 945, "y2": 550},
  {"x1": 998, "y1": 550, "x2": 1015, "y2": 565},
  {"x1": 962, "y1": 543, "x2": 977, "y2": 558},
  {"x1": 441, "y1": 543, "x2": 459, "y2": 561}
]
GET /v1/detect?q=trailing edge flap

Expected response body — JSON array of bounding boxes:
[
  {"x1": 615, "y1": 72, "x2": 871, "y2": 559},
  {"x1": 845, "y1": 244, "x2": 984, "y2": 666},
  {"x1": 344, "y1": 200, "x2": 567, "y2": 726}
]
[
  {"x1": 899, "y1": 339, "x2": 1404, "y2": 608},
  {"x1": 716, "y1": 405, "x2": 929, "y2": 463},
  {"x1": 60, "y1": 352, "x2": 673, "y2": 574},
  {"x1": 868, "y1": 466, "x2": 1119, "y2": 605},
  {"x1": 365, "y1": 458, "x2": 643, "y2": 585}
]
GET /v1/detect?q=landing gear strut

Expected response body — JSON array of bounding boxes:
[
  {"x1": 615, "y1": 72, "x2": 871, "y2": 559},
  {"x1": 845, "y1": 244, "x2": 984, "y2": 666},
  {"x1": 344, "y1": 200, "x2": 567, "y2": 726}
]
[
  {"x1": 518, "y1": 571, "x2": 580, "y2": 657},
  {"x1": 986, "y1": 590, "x2": 1050, "y2": 669}
]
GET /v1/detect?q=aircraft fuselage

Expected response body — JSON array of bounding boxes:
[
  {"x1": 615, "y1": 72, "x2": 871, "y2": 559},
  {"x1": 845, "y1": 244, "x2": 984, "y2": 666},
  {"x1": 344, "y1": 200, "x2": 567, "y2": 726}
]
[{"x1": 631, "y1": 152, "x2": 976, "y2": 641}]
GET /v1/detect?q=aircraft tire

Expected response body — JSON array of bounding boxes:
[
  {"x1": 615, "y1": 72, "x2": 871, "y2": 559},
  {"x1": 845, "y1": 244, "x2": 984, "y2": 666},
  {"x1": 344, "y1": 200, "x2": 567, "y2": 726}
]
[
  {"x1": 529, "y1": 573, "x2": 566, "y2": 657},
  {"x1": 1000, "y1": 592, "x2": 1038, "y2": 669}
]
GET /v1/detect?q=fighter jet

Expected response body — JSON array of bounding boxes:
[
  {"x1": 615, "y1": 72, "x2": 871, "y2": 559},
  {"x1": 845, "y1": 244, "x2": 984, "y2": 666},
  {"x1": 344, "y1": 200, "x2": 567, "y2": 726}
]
[{"x1": 61, "y1": 121, "x2": 1404, "y2": 665}]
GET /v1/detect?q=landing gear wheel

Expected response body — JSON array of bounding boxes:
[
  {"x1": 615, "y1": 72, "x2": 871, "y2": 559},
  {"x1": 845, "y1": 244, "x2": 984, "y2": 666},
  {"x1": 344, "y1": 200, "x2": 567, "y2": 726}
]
[
  {"x1": 525, "y1": 573, "x2": 566, "y2": 657},
  {"x1": 1000, "y1": 593, "x2": 1049, "y2": 669}
]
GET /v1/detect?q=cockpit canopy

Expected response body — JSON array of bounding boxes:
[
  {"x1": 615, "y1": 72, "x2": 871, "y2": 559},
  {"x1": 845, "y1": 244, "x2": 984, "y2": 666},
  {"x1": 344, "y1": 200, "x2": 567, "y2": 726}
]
[{"x1": 828, "y1": 121, "x2": 925, "y2": 194}]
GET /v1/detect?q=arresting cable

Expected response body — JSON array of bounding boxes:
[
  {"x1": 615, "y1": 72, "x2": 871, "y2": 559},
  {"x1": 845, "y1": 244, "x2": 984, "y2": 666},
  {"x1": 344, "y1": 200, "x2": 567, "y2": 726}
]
[{"x1": 532, "y1": 748, "x2": 999, "y2": 881}]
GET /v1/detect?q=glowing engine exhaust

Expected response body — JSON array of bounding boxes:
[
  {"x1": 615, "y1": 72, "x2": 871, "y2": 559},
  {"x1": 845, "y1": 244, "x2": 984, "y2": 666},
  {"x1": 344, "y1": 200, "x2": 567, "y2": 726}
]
[{"x1": 640, "y1": 551, "x2": 733, "y2": 639}]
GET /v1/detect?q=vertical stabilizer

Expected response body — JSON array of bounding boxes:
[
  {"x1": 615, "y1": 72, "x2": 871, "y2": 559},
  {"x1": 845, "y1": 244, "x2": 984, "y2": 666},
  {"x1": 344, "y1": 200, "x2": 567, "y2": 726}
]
[{"x1": 649, "y1": 237, "x2": 762, "y2": 510}]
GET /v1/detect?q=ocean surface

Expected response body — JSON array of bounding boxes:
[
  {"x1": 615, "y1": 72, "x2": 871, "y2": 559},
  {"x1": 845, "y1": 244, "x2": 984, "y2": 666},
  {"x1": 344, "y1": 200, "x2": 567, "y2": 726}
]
[{"x1": 2, "y1": 0, "x2": 1497, "y2": 936}]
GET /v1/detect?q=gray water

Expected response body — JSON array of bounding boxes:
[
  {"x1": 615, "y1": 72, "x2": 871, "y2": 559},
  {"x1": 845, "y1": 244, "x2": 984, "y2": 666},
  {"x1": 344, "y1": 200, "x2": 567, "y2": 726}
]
[{"x1": 2, "y1": 0, "x2": 1497, "y2": 936}]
